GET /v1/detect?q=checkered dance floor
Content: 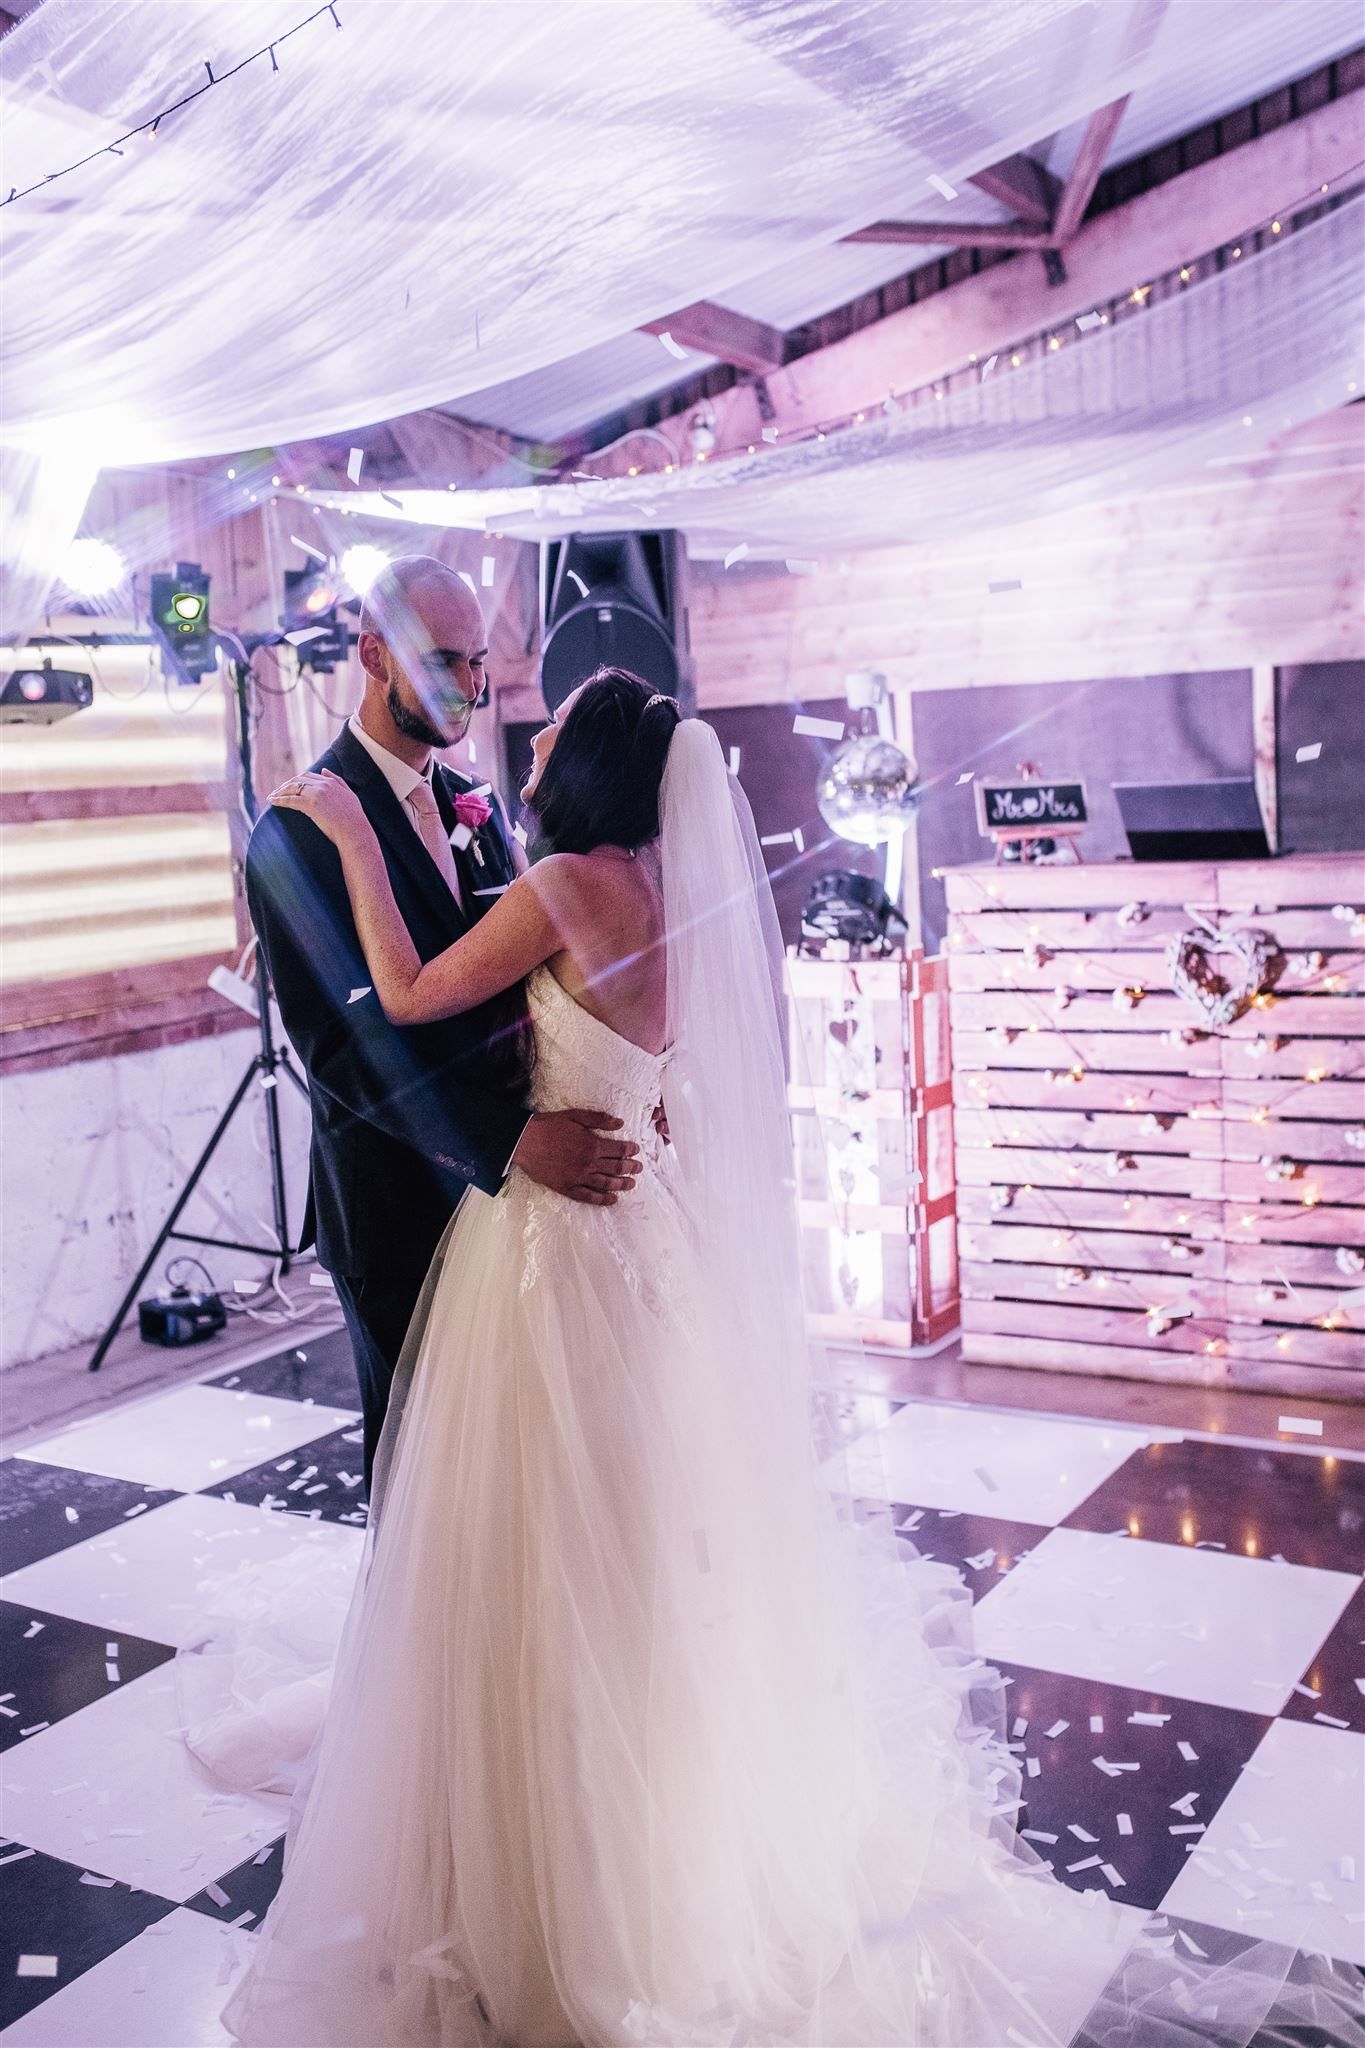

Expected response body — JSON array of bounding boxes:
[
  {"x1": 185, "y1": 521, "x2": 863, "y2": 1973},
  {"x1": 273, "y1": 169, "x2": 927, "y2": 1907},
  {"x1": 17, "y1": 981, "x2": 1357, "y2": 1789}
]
[{"x1": 2, "y1": 1330, "x2": 1361, "y2": 2043}]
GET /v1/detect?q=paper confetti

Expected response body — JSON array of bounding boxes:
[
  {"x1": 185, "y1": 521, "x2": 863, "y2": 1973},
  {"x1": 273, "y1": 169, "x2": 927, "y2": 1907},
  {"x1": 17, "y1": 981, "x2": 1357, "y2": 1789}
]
[
  {"x1": 16, "y1": 1958, "x2": 57, "y2": 1978},
  {"x1": 1089, "y1": 1715, "x2": 1104, "y2": 1734},
  {"x1": 956, "y1": 770, "x2": 975, "y2": 784},
  {"x1": 1117, "y1": 1813, "x2": 1133, "y2": 1836},
  {"x1": 289, "y1": 536, "x2": 328, "y2": 563},
  {"x1": 1278, "y1": 1415, "x2": 1323, "y2": 1436},
  {"x1": 1044, "y1": 1719, "x2": 1069, "y2": 1739},
  {"x1": 785, "y1": 559, "x2": 818, "y2": 576},
  {"x1": 1020, "y1": 1828, "x2": 1058, "y2": 1844},
  {"x1": 988, "y1": 580, "x2": 1023, "y2": 595},
  {"x1": 451, "y1": 823, "x2": 474, "y2": 851},
  {"x1": 80, "y1": 1872, "x2": 116, "y2": 1887},
  {"x1": 347, "y1": 987, "x2": 371, "y2": 1005},
  {"x1": 728, "y1": 746, "x2": 741, "y2": 775},
  {"x1": 927, "y1": 172, "x2": 958, "y2": 200},
  {"x1": 1100, "y1": 1864, "x2": 1126, "y2": 1887},
  {"x1": 457, "y1": 570, "x2": 477, "y2": 595},
  {"x1": 22, "y1": 1621, "x2": 43, "y2": 1639},
  {"x1": 1025, "y1": 1755, "x2": 1041, "y2": 1778},
  {"x1": 64, "y1": 1506, "x2": 80, "y2": 1524},
  {"x1": 792, "y1": 713, "x2": 844, "y2": 741},
  {"x1": 723, "y1": 544, "x2": 749, "y2": 570},
  {"x1": 309, "y1": 1272, "x2": 335, "y2": 1288},
  {"x1": 206, "y1": 1881, "x2": 232, "y2": 1907},
  {"x1": 346, "y1": 447, "x2": 364, "y2": 486},
  {"x1": 1067, "y1": 1854, "x2": 1102, "y2": 1873},
  {"x1": 1075, "y1": 311, "x2": 1104, "y2": 332},
  {"x1": 480, "y1": 556, "x2": 495, "y2": 587},
  {"x1": 1296, "y1": 742, "x2": 1322, "y2": 762},
  {"x1": 980, "y1": 354, "x2": 998, "y2": 379},
  {"x1": 656, "y1": 330, "x2": 690, "y2": 360},
  {"x1": 1129, "y1": 1711, "x2": 1171, "y2": 1726},
  {"x1": 1068, "y1": 1825, "x2": 1098, "y2": 1843}
]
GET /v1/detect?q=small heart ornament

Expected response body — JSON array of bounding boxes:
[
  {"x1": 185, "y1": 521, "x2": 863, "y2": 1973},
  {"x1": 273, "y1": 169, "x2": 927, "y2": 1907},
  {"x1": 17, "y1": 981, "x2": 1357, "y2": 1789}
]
[{"x1": 1165, "y1": 925, "x2": 1283, "y2": 1032}]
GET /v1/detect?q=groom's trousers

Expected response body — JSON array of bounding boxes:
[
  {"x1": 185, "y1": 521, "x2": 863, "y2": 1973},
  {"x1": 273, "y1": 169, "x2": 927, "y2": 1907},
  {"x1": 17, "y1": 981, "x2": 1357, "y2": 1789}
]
[{"x1": 332, "y1": 1272, "x2": 425, "y2": 1495}]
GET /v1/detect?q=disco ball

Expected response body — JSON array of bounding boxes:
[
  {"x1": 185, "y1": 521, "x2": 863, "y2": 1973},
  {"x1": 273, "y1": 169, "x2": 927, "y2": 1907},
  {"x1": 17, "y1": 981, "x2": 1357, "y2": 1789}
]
[{"x1": 816, "y1": 734, "x2": 918, "y2": 846}]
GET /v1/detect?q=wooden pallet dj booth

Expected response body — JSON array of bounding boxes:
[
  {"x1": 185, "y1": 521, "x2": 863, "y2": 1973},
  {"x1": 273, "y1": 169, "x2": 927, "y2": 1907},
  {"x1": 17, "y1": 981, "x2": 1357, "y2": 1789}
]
[{"x1": 945, "y1": 854, "x2": 1365, "y2": 1398}]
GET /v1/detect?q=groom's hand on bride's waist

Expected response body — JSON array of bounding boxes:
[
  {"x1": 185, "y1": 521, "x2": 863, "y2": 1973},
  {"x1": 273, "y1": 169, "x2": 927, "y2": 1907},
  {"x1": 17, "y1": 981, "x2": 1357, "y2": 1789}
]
[{"x1": 511, "y1": 1109, "x2": 641, "y2": 1205}]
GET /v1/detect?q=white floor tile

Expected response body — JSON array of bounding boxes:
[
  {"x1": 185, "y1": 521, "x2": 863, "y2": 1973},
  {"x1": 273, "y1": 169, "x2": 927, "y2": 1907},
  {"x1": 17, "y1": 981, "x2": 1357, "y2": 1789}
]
[
  {"x1": 1162, "y1": 1718, "x2": 1365, "y2": 1966},
  {"x1": 16, "y1": 1384, "x2": 358, "y2": 1494},
  {"x1": 972, "y1": 1528, "x2": 1359, "y2": 1713},
  {"x1": 1, "y1": 1908, "x2": 254, "y2": 2046},
  {"x1": 1, "y1": 1492, "x2": 362, "y2": 1649},
  {"x1": 1, "y1": 1666, "x2": 282, "y2": 1904},
  {"x1": 824, "y1": 1400, "x2": 1153, "y2": 1523}
]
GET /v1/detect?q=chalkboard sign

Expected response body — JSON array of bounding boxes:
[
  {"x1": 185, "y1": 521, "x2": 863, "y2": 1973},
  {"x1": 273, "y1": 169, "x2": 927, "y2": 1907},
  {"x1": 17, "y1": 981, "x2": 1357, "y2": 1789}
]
[{"x1": 976, "y1": 778, "x2": 1088, "y2": 839}]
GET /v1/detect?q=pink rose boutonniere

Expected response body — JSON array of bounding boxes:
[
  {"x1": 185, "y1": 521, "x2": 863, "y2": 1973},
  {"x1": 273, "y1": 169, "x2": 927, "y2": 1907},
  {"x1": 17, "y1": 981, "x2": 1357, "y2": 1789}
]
[{"x1": 453, "y1": 791, "x2": 493, "y2": 832}]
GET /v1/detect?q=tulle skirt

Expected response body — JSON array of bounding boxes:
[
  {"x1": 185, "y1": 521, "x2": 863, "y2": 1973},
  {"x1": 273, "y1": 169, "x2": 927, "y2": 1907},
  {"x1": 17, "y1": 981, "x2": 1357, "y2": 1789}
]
[{"x1": 181, "y1": 1167, "x2": 1364, "y2": 2048}]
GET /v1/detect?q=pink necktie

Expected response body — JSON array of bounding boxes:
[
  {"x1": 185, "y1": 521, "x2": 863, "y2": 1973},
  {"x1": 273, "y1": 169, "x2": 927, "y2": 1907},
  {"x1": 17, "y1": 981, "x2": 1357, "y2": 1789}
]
[{"x1": 406, "y1": 779, "x2": 463, "y2": 905}]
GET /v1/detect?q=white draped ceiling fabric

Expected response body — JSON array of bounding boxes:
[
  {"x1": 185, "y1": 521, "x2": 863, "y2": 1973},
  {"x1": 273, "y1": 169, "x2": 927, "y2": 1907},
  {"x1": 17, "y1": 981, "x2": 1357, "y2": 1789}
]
[
  {"x1": 1, "y1": 0, "x2": 1361, "y2": 637},
  {"x1": 319, "y1": 198, "x2": 1365, "y2": 557}
]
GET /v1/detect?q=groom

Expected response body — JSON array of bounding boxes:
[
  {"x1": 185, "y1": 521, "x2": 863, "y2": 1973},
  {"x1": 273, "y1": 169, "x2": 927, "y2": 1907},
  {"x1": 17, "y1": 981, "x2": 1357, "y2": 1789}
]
[{"x1": 247, "y1": 555, "x2": 641, "y2": 1488}]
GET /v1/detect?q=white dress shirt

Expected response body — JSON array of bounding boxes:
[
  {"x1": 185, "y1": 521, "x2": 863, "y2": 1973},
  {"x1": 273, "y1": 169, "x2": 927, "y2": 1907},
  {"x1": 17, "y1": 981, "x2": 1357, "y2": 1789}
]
[{"x1": 347, "y1": 713, "x2": 464, "y2": 912}]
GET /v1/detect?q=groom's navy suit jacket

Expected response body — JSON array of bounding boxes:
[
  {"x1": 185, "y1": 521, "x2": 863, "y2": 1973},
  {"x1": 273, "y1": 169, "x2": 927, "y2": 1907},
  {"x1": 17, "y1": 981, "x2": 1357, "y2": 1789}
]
[{"x1": 245, "y1": 724, "x2": 529, "y2": 1281}]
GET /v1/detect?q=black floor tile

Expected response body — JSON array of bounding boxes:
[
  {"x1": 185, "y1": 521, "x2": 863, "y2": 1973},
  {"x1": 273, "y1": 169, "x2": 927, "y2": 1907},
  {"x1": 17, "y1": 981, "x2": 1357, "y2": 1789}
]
[
  {"x1": 202, "y1": 1424, "x2": 369, "y2": 1527},
  {"x1": 205, "y1": 1325, "x2": 358, "y2": 1412},
  {"x1": 1062, "y1": 1438, "x2": 1365, "y2": 1574},
  {"x1": 989, "y1": 1660, "x2": 1273, "y2": 1912},
  {"x1": 0, "y1": 1602, "x2": 173, "y2": 1752},
  {"x1": 0, "y1": 1460, "x2": 180, "y2": 1577},
  {"x1": 891, "y1": 1503, "x2": 1051, "y2": 1597},
  {"x1": 0, "y1": 1843, "x2": 173, "y2": 2027},
  {"x1": 184, "y1": 1834, "x2": 285, "y2": 1932},
  {"x1": 1280, "y1": 1576, "x2": 1365, "y2": 1736}
]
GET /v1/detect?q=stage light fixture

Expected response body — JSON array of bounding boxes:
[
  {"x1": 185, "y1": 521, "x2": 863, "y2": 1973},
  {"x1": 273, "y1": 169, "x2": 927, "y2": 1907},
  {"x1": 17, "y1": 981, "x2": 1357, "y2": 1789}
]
[
  {"x1": 0, "y1": 659, "x2": 93, "y2": 724},
  {"x1": 800, "y1": 870, "x2": 907, "y2": 957},
  {"x1": 58, "y1": 536, "x2": 126, "y2": 598},
  {"x1": 149, "y1": 561, "x2": 216, "y2": 681},
  {"x1": 340, "y1": 544, "x2": 389, "y2": 595},
  {"x1": 281, "y1": 562, "x2": 350, "y2": 673}
]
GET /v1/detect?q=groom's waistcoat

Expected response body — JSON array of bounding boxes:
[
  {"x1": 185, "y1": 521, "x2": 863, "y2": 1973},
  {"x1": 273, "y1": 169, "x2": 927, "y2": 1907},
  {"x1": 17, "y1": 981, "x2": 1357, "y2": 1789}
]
[{"x1": 245, "y1": 724, "x2": 529, "y2": 1279}]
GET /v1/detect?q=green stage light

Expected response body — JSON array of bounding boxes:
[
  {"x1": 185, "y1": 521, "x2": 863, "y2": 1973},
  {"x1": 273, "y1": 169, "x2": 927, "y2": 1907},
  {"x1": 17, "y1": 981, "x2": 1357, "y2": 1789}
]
[{"x1": 150, "y1": 561, "x2": 215, "y2": 681}]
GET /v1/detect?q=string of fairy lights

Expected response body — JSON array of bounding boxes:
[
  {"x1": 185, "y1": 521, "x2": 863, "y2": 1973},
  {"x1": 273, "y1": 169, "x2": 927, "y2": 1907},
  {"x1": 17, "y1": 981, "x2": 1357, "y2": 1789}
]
[{"x1": 934, "y1": 886, "x2": 1365, "y2": 1359}]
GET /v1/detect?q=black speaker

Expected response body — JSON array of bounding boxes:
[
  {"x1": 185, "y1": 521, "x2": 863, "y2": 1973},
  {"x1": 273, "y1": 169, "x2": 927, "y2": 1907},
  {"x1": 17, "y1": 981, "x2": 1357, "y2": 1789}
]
[{"x1": 539, "y1": 532, "x2": 692, "y2": 716}]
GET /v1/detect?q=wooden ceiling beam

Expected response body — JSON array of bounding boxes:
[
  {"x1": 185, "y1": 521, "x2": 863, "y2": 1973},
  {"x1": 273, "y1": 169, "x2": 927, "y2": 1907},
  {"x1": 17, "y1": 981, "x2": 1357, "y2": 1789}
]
[
  {"x1": 967, "y1": 152, "x2": 1061, "y2": 227},
  {"x1": 638, "y1": 301, "x2": 785, "y2": 374},
  {"x1": 840, "y1": 218, "x2": 1051, "y2": 251},
  {"x1": 1050, "y1": 95, "x2": 1131, "y2": 243}
]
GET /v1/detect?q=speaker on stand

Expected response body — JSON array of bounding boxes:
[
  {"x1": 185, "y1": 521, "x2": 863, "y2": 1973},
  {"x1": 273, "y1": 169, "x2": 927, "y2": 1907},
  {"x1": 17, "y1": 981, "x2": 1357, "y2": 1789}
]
[{"x1": 538, "y1": 531, "x2": 693, "y2": 717}]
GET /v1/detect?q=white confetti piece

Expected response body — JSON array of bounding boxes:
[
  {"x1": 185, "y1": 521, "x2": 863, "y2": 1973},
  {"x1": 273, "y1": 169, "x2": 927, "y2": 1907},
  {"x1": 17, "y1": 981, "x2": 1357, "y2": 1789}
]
[
  {"x1": 1067, "y1": 1854, "x2": 1102, "y2": 1873},
  {"x1": 22, "y1": 1620, "x2": 43, "y2": 1639},
  {"x1": 723, "y1": 544, "x2": 749, "y2": 570},
  {"x1": 472, "y1": 884, "x2": 508, "y2": 897},
  {"x1": 80, "y1": 1872, "x2": 116, "y2": 1887},
  {"x1": 1296, "y1": 742, "x2": 1322, "y2": 762},
  {"x1": 1177, "y1": 1741, "x2": 1199, "y2": 1763},
  {"x1": 206, "y1": 1881, "x2": 231, "y2": 1907},
  {"x1": 252, "y1": 1843, "x2": 277, "y2": 1865},
  {"x1": 1291, "y1": 1681, "x2": 1320, "y2": 1699},
  {"x1": 1089, "y1": 1716, "x2": 1104, "y2": 1734},
  {"x1": 785, "y1": 559, "x2": 819, "y2": 576},
  {"x1": 105, "y1": 1662, "x2": 119, "y2": 1683},
  {"x1": 346, "y1": 447, "x2": 364, "y2": 486},
  {"x1": 451, "y1": 822, "x2": 474, "y2": 851},
  {"x1": 1044, "y1": 1719, "x2": 1069, "y2": 1739},
  {"x1": 479, "y1": 555, "x2": 496, "y2": 588},
  {"x1": 0, "y1": 1849, "x2": 37, "y2": 1868},
  {"x1": 1129, "y1": 1711, "x2": 1171, "y2": 1726},
  {"x1": 792, "y1": 713, "x2": 844, "y2": 740},
  {"x1": 1278, "y1": 1414, "x2": 1323, "y2": 1435},
  {"x1": 16, "y1": 1957, "x2": 57, "y2": 1978},
  {"x1": 309, "y1": 1271, "x2": 335, "y2": 1288},
  {"x1": 1170, "y1": 1823, "x2": 1205, "y2": 1835},
  {"x1": 988, "y1": 580, "x2": 1022, "y2": 595},
  {"x1": 1314, "y1": 1711, "x2": 1350, "y2": 1728},
  {"x1": 759, "y1": 831, "x2": 796, "y2": 847},
  {"x1": 122, "y1": 1501, "x2": 148, "y2": 1518},
  {"x1": 513, "y1": 821, "x2": 528, "y2": 846},
  {"x1": 63, "y1": 1506, "x2": 80, "y2": 1524},
  {"x1": 347, "y1": 987, "x2": 371, "y2": 1005},
  {"x1": 1025, "y1": 1755, "x2": 1040, "y2": 1778},
  {"x1": 1075, "y1": 310, "x2": 1104, "y2": 331},
  {"x1": 1116, "y1": 1813, "x2": 1134, "y2": 1836},
  {"x1": 927, "y1": 172, "x2": 958, "y2": 200},
  {"x1": 457, "y1": 570, "x2": 477, "y2": 595},
  {"x1": 1020, "y1": 1828, "x2": 1057, "y2": 1844},
  {"x1": 19, "y1": 1722, "x2": 48, "y2": 1737},
  {"x1": 956, "y1": 770, "x2": 975, "y2": 785},
  {"x1": 1100, "y1": 1863, "x2": 1126, "y2": 1887},
  {"x1": 1068, "y1": 1825, "x2": 1098, "y2": 1843},
  {"x1": 727, "y1": 746, "x2": 741, "y2": 775},
  {"x1": 980, "y1": 354, "x2": 998, "y2": 379},
  {"x1": 655, "y1": 329, "x2": 689, "y2": 360},
  {"x1": 1171, "y1": 1792, "x2": 1200, "y2": 1815}
]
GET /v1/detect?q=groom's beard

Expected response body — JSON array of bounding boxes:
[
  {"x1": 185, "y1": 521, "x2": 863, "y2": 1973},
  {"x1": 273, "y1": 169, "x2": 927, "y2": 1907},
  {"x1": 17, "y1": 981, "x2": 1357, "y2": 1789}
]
[{"x1": 386, "y1": 676, "x2": 470, "y2": 751}]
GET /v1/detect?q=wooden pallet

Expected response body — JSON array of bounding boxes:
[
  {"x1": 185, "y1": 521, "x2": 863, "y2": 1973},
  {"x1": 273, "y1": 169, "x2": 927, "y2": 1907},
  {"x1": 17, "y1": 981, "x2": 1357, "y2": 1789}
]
[{"x1": 945, "y1": 854, "x2": 1365, "y2": 1397}]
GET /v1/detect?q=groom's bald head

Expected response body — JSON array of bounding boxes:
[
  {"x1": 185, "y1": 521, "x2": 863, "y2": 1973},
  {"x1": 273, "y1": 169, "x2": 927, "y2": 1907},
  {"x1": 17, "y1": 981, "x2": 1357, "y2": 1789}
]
[{"x1": 357, "y1": 555, "x2": 488, "y2": 753}]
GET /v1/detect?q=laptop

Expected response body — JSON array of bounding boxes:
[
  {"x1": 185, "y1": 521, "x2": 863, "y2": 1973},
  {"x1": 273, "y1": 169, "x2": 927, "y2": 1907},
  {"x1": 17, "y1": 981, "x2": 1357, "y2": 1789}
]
[{"x1": 1113, "y1": 777, "x2": 1271, "y2": 862}]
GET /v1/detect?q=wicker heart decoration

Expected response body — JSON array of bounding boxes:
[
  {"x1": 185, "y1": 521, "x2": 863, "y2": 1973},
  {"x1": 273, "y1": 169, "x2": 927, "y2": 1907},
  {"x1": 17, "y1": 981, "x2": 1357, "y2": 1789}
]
[{"x1": 1165, "y1": 925, "x2": 1283, "y2": 1031}]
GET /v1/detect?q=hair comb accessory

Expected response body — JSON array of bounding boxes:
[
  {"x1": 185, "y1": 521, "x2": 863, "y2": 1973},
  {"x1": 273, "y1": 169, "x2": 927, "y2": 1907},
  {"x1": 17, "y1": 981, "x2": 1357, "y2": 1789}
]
[{"x1": 645, "y1": 693, "x2": 678, "y2": 712}]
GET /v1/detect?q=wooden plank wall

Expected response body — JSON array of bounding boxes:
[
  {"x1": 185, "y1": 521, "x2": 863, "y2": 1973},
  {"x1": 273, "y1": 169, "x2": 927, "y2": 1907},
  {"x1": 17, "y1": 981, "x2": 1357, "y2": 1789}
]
[
  {"x1": 686, "y1": 412, "x2": 1363, "y2": 708},
  {"x1": 945, "y1": 854, "x2": 1365, "y2": 1398}
]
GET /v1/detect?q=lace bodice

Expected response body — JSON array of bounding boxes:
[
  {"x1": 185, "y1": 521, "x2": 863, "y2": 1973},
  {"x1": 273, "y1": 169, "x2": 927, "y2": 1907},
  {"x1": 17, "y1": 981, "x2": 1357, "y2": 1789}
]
[{"x1": 525, "y1": 965, "x2": 669, "y2": 1149}]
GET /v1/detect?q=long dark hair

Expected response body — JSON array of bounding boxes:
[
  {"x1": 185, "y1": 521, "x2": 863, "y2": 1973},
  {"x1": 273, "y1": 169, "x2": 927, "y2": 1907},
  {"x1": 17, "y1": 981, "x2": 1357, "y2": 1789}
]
[{"x1": 525, "y1": 667, "x2": 680, "y2": 857}]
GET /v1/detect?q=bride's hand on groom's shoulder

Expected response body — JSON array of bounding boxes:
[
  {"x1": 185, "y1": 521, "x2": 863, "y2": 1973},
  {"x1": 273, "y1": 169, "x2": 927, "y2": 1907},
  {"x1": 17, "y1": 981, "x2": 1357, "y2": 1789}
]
[{"x1": 269, "y1": 769, "x2": 369, "y2": 851}]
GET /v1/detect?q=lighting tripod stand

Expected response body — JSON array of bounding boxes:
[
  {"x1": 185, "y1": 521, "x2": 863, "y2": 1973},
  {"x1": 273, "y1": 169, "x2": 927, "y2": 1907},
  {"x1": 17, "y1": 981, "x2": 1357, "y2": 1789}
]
[{"x1": 86, "y1": 638, "x2": 309, "y2": 1372}]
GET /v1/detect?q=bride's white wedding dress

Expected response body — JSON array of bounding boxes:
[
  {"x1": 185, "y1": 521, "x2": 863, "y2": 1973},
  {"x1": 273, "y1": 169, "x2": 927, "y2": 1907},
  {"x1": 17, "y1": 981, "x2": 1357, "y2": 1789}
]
[{"x1": 188, "y1": 727, "x2": 1361, "y2": 2048}]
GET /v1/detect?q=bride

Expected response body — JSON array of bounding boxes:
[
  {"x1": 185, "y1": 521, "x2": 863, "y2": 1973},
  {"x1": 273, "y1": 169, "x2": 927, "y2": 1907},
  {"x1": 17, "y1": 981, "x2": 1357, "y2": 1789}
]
[{"x1": 203, "y1": 669, "x2": 1360, "y2": 2048}]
